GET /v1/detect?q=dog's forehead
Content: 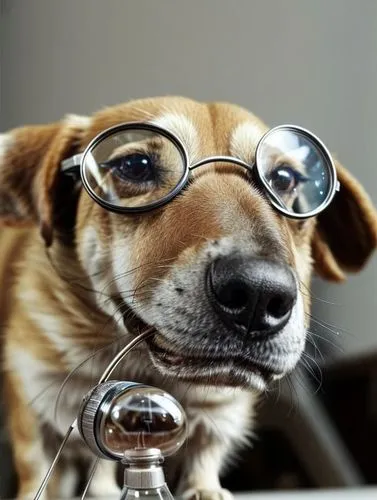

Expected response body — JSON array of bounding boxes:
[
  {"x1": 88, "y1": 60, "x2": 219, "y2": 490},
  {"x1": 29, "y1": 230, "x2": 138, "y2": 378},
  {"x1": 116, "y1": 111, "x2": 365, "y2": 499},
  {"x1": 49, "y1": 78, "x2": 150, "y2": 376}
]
[
  {"x1": 90, "y1": 98, "x2": 269, "y2": 160},
  {"x1": 151, "y1": 101, "x2": 269, "y2": 160}
]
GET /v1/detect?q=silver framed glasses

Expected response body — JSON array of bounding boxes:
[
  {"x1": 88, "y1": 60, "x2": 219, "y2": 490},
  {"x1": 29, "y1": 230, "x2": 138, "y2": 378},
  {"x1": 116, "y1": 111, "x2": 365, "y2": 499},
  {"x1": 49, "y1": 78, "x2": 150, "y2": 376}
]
[{"x1": 61, "y1": 121, "x2": 339, "y2": 219}]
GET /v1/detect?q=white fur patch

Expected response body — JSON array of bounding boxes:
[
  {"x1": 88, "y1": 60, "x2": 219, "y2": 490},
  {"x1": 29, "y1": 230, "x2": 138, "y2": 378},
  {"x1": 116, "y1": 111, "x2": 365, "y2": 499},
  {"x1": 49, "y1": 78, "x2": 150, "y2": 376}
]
[
  {"x1": 280, "y1": 287, "x2": 306, "y2": 370},
  {"x1": 230, "y1": 121, "x2": 267, "y2": 161},
  {"x1": 10, "y1": 348, "x2": 90, "y2": 435},
  {"x1": 64, "y1": 113, "x2": 92, "y2": 129},
  {"x1": 80, "y1": 227, "x2": 122, "y2": 319},
  {"x1": 0, "y1": 133, "x2": 12, "y2": 163},
  {"x1": 152, "y1": 113, "x2": 200, "y2": 162},
  {"x1": 81, "y1": 227, "x2": 104, "y2": 279},
  {"x1": 111, "y1": 235, "x2": 137, "y2": 306}
]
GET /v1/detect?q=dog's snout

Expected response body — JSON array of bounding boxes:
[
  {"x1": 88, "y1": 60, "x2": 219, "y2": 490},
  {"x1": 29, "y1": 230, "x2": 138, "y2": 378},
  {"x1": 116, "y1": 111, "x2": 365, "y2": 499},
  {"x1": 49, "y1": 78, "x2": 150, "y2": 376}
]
[{"x1": 206, "y1": 256, "x2": 297, "y2": 336}]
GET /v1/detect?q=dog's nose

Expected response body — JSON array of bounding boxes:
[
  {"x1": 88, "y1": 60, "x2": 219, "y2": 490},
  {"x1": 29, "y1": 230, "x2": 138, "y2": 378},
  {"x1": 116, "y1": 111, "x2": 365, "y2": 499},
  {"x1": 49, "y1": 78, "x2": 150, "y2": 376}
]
[{"x1": 206, "y1": 256, "x2": 297, "y2": 336}]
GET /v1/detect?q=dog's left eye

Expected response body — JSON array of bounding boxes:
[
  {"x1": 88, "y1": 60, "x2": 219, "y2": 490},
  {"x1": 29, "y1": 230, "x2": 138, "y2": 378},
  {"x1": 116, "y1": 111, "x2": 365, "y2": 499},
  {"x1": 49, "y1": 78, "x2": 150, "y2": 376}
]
[
  {"x1": 101, "y1": 153, "x2": 155, "y2": 183},
  {"x1": 268, "y1": 164, "x2": 308, "y2": 193}
]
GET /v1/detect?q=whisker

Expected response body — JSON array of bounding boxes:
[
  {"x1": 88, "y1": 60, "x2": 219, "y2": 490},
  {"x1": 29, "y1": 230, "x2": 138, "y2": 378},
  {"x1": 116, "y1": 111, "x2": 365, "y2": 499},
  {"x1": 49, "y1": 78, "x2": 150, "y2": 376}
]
[
  {"x1": 102, "y1": 283, "x2": 151, "y2": 307},
  {"x1": 53, "y1": 333, "x2": 130, "y2": 423},
  {"x1": 300, "y1": 353, "x2": 321, "y2": 382},
  {"x1": 299, "y1": 280, "x2": 340, "y2": 305},
  {"x1": 28, "y1": 379, "x2": 61, "y2": 407},
  {"x1": 290, "y1": 369, "x2": 316, "y2": 401},
  {"x1": 100, "y1": 259, "x2": 174, "y2": 294},
  {"x1": 45, "y1": 248, "x2": 112, "y2": 299},
  {"x1": 307, "y1": 329, "x2": 343, "y2": 353},
  {"x1": 305, "y1": 334, "x2": 325, "y2": 362},
  {"x1": 300, "y1": 352, "x2": 323, "y2": 394},
  {"x1": 284, "y1": 375, "x2": 299, "y2": 417},
  {"x1": 308, "y1": 314, "x2": 354, "y2": 338}
]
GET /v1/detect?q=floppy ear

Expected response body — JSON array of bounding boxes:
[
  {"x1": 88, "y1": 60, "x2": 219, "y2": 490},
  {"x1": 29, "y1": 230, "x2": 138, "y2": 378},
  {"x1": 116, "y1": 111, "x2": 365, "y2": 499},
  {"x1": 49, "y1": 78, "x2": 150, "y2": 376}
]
[
  {"x1": 0, "y1": 115, "x2": 90, "y2": 246},
  {"x1": 312, "y1": 160, "x2": 377, "y2": 282}
]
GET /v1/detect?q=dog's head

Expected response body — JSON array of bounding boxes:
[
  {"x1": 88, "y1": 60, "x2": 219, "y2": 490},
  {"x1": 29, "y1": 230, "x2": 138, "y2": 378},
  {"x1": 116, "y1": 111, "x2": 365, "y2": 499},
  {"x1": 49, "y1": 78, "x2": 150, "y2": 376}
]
[{"x1": 1, "y1": 96, "x2": 377, "y2": 390}]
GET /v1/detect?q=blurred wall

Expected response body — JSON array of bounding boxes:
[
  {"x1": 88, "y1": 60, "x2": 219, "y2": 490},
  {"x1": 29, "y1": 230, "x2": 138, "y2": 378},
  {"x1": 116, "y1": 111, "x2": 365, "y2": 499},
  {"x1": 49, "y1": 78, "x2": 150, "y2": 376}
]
[{"x1": 1, "y1": 0, "x2": 377, "y2": 359}]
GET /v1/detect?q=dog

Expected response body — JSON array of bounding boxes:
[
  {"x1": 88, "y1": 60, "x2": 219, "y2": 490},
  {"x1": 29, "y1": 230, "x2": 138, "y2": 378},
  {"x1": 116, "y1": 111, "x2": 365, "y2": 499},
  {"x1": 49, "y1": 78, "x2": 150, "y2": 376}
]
[{"x1": 1, "y1": 96, "x2": 377, "y2": 499}]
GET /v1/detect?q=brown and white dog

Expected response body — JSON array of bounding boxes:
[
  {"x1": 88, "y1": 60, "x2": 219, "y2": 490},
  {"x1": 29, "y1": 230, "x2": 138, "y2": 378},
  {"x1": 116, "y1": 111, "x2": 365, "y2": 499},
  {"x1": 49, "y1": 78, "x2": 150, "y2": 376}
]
[{"x1": 1, "y1": 96, "x2": 377, "y2": 499}]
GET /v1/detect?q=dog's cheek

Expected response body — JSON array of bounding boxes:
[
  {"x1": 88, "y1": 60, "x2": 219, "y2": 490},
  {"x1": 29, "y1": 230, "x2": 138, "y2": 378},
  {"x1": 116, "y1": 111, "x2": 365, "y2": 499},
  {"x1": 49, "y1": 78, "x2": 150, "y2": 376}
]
[
  {"x1": 79, "y1": 226, "x2": 107, "y2": 279},
  {"x1": 292, "y1": 236, "x2": 315, "y2": 327},
  {"x1": 111, "y1": 233, "x2": 138, "y2": 300},
  {"x1": 75, "y1": 200, "x2": 120, "y2": 315}
]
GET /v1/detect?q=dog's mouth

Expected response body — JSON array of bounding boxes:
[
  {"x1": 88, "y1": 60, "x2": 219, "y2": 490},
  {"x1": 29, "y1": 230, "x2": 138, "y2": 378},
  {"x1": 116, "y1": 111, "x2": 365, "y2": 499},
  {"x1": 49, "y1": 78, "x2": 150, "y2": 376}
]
[
  {"x1": 124, "y1": 312, "x2": 285, "y2": 390},
  {"x1": 145, "y1": 335, "x2": 284, "y2": 389}
]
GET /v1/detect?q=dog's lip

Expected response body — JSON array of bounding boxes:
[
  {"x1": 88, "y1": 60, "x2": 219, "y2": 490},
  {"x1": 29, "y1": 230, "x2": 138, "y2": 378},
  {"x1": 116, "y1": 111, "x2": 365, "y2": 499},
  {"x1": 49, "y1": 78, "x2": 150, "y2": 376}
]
[
  {"x1": 124, "y1": 314, "x2": 284, "y2": 385},
  {"x1": 146, "y1": 336, "x2": 283, "y2": 383}
]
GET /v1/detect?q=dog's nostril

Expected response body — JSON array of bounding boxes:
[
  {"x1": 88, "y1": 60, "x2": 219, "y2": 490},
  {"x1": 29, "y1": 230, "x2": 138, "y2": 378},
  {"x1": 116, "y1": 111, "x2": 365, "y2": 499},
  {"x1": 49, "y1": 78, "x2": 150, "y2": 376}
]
[
  {"x1": 266, "y1": 295, "x2": 292, "y2": 319},
  {"x1": 217, "y1": 281, "x2": 249, "y2": 310}
]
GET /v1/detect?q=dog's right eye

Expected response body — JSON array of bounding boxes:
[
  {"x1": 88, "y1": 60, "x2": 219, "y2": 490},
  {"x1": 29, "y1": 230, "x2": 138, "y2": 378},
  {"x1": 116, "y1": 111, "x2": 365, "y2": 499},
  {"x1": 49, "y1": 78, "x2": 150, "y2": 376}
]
[{"x1": 100, "y1": 153, "x2": 156, "y2": 183}]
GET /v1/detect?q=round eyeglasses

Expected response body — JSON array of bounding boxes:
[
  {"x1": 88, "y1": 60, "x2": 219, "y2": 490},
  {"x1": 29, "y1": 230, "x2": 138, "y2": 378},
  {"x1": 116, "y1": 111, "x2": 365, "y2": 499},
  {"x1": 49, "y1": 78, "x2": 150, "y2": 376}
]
[{"x1": 61, "y1": 122, "x2": 339, "y2": 219}]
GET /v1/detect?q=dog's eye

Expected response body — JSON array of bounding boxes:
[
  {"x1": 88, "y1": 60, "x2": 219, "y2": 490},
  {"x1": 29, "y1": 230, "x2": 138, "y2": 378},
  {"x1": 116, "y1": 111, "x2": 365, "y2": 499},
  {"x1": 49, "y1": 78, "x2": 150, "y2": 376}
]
[
  {"x1": 101, "y1": 153, "x2": 155, "y2": 183},
  {"x1": 268, "y1": 164, "x2": 308, "y2": 193}
]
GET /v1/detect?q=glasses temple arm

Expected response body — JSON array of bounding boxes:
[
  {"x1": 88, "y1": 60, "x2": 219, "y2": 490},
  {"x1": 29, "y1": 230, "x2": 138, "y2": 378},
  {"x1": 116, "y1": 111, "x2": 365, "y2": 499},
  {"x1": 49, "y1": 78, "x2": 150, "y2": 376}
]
[{"x1": 61, "y1": 154, "x2": 83, "y2": 175}]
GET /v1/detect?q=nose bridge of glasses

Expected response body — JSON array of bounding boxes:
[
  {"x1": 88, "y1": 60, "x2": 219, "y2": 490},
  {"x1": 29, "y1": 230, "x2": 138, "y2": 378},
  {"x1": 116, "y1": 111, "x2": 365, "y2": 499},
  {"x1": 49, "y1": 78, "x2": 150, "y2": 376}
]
[{"x1": 189, "y1": 155, "x2": 253, "y2": 172}]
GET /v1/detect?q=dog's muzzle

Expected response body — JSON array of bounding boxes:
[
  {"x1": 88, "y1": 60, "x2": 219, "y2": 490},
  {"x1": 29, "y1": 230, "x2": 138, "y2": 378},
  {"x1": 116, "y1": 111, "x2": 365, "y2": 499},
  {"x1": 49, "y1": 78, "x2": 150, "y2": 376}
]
[{"x1": 130, "y1": 247, "x2": 304, "y2": 390}]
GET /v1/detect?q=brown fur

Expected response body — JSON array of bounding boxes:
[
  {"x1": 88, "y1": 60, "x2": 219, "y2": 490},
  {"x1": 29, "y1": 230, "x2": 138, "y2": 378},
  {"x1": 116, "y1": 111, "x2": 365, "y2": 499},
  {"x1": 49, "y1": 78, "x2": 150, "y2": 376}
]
[{"x1": 1, "y1": 96, "x2": 376, "y2": 499}]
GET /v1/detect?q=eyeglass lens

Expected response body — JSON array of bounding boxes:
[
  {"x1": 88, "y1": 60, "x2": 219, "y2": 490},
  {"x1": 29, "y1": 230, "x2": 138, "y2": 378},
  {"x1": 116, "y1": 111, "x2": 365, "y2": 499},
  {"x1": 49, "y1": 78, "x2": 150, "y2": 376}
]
[
  {"x1": 83, "y1": 128, "x2": 186, "y2": 210},
  {"x1": 256, "y1": 128, "x2": 333, "y2": 215}
]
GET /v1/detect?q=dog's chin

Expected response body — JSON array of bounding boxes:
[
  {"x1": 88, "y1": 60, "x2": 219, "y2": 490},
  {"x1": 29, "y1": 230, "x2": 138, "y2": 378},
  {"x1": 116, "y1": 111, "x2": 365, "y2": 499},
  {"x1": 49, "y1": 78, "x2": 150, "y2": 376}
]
[
  {"x1": 145, "y1": 336, "x2": 284, "y2": 392},
  {"x1": 124, "y1": 314, "x2": 288, "y2": 391}
]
